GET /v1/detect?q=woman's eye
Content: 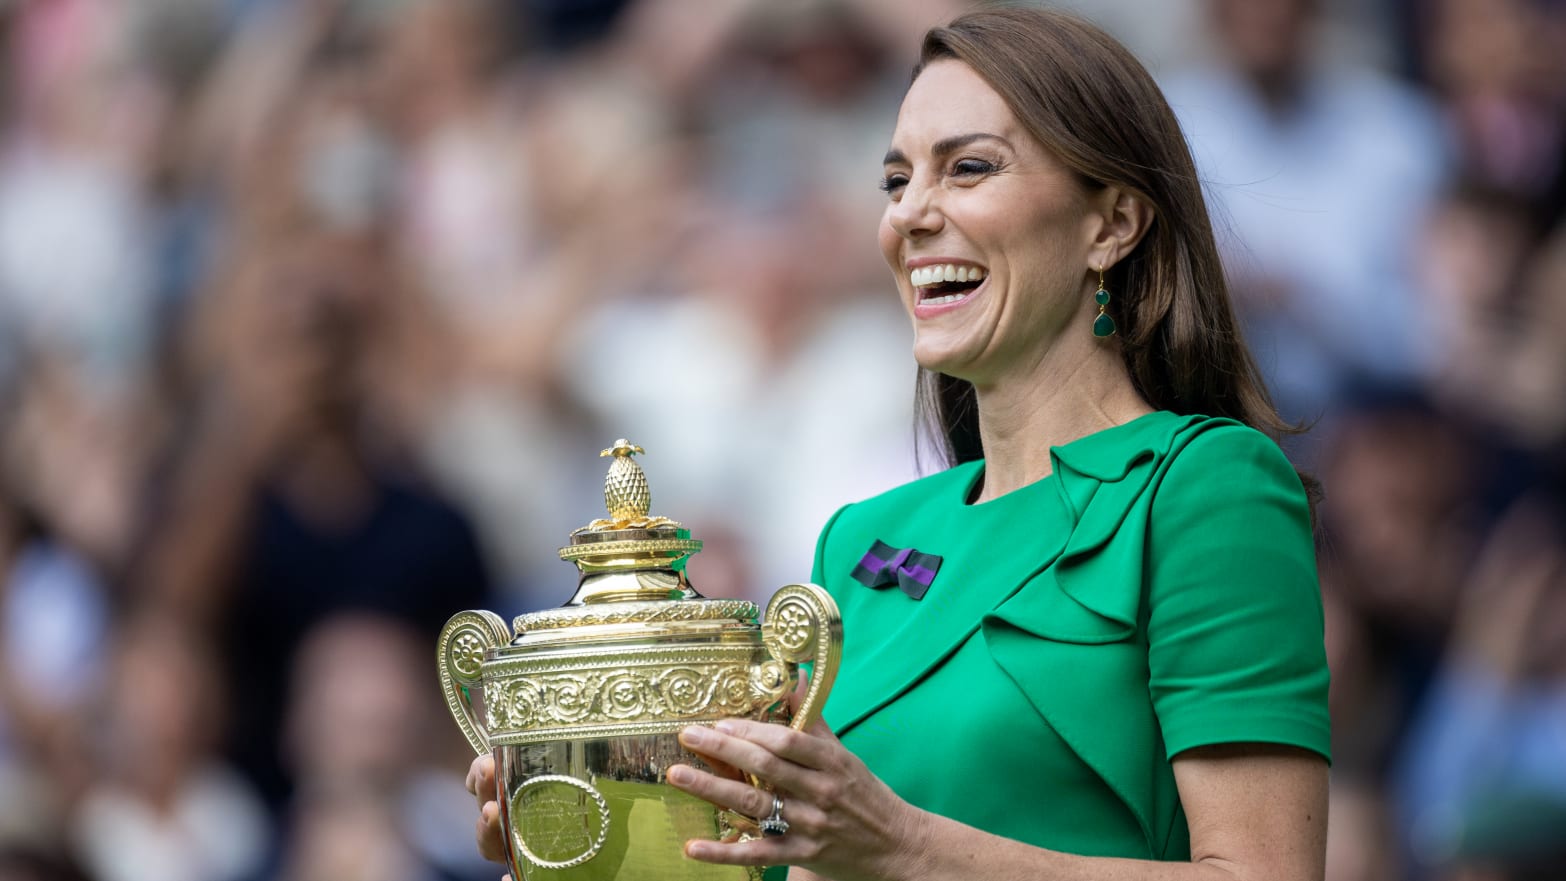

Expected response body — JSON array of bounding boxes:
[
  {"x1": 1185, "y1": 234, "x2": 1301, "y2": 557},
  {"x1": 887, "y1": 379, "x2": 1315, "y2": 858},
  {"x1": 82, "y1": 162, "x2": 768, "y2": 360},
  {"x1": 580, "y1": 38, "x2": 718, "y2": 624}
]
[
  {"x1": 878, "y1": 174, "x2": 908, "y2": 194},
  {"x1": 952, "y1": 158, "x2": 996, "y2": 177}
]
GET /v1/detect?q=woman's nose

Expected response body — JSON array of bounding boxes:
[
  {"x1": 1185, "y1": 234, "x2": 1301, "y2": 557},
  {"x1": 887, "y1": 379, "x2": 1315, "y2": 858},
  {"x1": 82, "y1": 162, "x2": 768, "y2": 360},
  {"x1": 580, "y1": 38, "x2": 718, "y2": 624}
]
[{"x1": 886, "y1": 181, "x2": 944, "y2": 241}]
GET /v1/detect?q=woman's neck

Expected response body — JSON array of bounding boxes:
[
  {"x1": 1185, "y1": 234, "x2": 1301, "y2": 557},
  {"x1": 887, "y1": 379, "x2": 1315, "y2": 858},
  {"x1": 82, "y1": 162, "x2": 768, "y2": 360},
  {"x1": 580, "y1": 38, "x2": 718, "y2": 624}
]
[{"x1": 970, "y1": 341, "x2": 1150, "y2": 502}]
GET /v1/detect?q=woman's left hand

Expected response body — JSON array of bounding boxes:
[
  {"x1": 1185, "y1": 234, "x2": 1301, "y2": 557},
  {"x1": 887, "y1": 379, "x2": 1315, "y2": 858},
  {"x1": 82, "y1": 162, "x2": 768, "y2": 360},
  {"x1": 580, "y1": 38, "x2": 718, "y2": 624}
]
[{"x1": 667, "y1": 716, "x2": 930, "y2": 881}]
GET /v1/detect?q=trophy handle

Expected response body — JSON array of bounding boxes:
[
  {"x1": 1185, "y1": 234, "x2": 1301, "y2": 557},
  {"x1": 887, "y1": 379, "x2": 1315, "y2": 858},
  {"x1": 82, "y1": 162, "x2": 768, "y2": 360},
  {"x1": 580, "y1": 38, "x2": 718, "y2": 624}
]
[
  {"x1": 438, "y1": 610, "x2": 511, "y2": 756},
  {"x1": 761, "y1": 584, "x2": 843, "y2": 732}
]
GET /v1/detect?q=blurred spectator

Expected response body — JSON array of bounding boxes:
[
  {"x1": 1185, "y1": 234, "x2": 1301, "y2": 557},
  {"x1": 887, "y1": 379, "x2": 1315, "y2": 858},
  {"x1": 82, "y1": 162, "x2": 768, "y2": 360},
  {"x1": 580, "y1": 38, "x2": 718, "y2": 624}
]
[
  {"x1": 0, "y1": 373, "x2": 111, "y2": 843},
  {"x1": 269, "y1": 785, "x2": 437, "y2": 881},
  {"x1": 1163, "y1": 0, "x2": 1451, "y2": 429},
  {"x1": 0, "y1": 0, "x2": 159, "y2": 398},
  {"x1": 271, "y1": 613, "x2": 489, "y2": 881},
  {"x1": 1415, "y1": 183, "x2": 1539, "y2": 438},
  {"x1": 129, "y1": 226, "x2": 491, "y2": 807},
  {"x1": 1417, "y1": 0, "x2": 1566, "y2": 231},
  {"x1": 1393, "y1": 496, "x2": 1566, "y2": 879},
  {"x1": 70, "y1": 615, "x2": 269, "y2": 881},
  {"x1": 1313, "y1": 399, "x2": 1483, "y2": 881}
]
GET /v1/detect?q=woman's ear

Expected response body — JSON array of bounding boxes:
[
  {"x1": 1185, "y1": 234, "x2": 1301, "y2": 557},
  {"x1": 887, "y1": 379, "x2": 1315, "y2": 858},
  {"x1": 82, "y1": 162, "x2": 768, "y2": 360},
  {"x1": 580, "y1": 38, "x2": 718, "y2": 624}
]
[{"x1": 1089, "y1": 186, "x2": 1153, "y2": 270}]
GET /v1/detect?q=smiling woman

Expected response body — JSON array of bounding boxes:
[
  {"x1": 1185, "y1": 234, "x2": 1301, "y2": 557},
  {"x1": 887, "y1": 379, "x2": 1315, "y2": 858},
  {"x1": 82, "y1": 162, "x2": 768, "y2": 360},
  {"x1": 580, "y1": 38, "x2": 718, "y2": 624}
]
[
  {"x1": 878, "y1": 59, "x2": 1128, "y2": 420},
  {"x1": 466, "y1": 7, "x2": 1330, "y2": 881}
]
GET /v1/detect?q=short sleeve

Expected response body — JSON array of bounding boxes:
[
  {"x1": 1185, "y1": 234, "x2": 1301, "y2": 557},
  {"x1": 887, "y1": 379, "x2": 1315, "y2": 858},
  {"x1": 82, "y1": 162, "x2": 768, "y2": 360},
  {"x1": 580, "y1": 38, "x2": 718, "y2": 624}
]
[{"x1": 1146, "y1": 425, "x2": 1330, "y2": 762}]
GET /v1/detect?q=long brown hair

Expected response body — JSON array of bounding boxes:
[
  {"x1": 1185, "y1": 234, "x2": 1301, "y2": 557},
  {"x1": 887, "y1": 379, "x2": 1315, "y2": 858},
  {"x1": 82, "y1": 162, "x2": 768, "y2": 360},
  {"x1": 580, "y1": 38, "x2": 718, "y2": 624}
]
[{"x1": 911, "y1": 8, "x2": 1301, "y2": 474}]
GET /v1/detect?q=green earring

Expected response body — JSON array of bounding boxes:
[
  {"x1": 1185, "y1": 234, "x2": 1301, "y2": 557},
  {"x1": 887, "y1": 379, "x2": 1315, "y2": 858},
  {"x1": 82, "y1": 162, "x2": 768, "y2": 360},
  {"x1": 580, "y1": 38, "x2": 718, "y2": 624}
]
[{"x1": 1092, "y1": 265, "x2": 1116, "y2": 338}]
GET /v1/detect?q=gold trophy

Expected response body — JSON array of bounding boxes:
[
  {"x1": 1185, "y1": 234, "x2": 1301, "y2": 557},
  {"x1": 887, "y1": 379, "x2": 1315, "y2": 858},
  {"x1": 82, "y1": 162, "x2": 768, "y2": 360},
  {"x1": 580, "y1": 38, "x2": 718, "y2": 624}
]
[{"x1": 437, "y1": 440, "x2": 842, "y2": 881}]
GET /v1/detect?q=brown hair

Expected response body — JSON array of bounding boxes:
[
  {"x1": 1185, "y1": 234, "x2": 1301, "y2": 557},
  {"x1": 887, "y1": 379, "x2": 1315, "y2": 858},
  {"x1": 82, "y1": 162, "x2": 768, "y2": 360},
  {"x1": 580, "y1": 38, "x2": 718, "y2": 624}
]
[{"x1": 912, "y1": 8, "x2": 1304, "y2": 476}]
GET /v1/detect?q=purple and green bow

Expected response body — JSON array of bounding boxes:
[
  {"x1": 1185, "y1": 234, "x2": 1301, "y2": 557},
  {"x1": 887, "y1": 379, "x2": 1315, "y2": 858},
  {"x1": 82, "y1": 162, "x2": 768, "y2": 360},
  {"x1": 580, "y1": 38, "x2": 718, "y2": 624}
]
[{"x1": 850, "y1": 540, "x2": 942, "y2": 600}]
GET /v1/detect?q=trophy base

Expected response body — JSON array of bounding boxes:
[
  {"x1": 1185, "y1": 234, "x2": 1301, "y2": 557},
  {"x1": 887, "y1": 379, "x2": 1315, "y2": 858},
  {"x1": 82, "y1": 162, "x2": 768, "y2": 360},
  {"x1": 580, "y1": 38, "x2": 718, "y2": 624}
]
[{"x1": 497, "y1": 734, "x2": 768, "y2": 881}]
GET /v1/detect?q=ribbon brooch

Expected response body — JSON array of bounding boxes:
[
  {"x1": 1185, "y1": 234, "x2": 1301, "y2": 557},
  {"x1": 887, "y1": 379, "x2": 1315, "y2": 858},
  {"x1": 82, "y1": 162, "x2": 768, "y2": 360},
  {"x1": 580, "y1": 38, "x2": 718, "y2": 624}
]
[{"x1": 850, "y1": 540, "x2": 942, "y2": 601}]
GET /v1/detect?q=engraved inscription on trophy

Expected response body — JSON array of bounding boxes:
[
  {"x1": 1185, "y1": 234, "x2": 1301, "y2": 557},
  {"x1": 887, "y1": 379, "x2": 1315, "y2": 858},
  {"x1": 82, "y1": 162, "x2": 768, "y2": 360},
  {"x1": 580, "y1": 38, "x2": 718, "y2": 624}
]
[{"x1": 512, "y1": 775, "x2": 611, "y2": 869}]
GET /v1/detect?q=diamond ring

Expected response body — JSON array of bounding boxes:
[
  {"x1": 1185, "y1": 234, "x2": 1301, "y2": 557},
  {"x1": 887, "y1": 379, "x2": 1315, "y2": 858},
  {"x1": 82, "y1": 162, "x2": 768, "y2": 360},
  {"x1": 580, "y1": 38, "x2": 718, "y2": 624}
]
[{"x1": 760, "y1": 794, "x2": 789, "y2": 837}]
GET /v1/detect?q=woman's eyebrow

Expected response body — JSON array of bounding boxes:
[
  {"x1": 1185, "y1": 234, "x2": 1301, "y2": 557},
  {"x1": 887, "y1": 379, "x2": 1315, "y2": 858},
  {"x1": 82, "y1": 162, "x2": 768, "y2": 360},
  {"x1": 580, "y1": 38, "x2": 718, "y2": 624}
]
[{"x1": 883, "y1": 132, "x2": 1013, "y2": 167}]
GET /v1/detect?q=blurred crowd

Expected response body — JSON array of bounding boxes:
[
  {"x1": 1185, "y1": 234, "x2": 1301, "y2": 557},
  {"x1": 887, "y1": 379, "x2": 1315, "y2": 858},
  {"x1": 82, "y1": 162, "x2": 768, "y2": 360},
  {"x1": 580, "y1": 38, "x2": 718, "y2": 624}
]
[{"x1": 0, "y1": 0, "x2": 1561, "y2": 880}]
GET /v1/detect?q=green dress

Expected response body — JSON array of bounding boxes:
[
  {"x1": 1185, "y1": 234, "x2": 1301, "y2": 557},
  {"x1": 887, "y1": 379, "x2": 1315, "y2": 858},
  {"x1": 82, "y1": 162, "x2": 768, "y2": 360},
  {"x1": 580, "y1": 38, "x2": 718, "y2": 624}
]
[{"x1": 809, "y1": 411, "x2": 1330, "y2": 861}]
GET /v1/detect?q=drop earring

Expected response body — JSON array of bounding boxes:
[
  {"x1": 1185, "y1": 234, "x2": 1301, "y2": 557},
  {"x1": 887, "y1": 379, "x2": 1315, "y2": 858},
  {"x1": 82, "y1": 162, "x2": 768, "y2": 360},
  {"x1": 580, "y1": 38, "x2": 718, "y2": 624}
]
[{"x1": 1092, "y1": 265, "x2": 1116, "y2": 338}]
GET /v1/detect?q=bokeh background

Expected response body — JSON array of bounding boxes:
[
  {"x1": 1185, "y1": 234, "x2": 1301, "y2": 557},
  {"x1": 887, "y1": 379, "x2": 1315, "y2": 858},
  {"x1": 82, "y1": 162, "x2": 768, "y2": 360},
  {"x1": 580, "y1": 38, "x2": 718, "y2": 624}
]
[{"x1": 0, "y1": 0, "x2": 1563, "y2": 879}]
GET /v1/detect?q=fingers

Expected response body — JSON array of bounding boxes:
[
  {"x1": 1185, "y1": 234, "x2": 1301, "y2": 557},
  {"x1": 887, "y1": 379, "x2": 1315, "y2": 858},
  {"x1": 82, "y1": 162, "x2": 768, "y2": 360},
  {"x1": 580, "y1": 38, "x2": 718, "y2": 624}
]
[
  {"x1": 667, "y1": 764, "x2": 774, "y2": 819},
  {"x1": 685, "y1": 834, "x2": 807, "y2": 867},
  {"x1": 475, "y1": 800, "x2": 507, "y2": 864},
  {"x1": 466, "y1": 754, "x2": 496, "y2": 808},
  {"x1": 671, "y1": 779, "x2": 830, "y2": 868},
  {"x1": 469, "y1": 756, "x2": 507, "y2": 866},
  {"x1": 683, "y1": 720, "x2": 837, "y2": 773},
  {"x1": 679, "y1": 725, "x2": 810, "y2": 792},
  {"x1": 701, "y1": 751, "x2": 748, "y2": 783}
]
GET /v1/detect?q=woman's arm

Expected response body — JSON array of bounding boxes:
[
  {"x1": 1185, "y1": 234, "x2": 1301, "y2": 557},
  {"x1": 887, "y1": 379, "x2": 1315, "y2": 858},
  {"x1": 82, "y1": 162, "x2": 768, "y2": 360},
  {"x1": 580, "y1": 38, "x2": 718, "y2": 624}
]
[
  {"x1": 905, "y1": 743, "x2": 1325, "y2": 881},
  {"x1": 671, "y1": 721, "x2": 1325, "y2": 881}
]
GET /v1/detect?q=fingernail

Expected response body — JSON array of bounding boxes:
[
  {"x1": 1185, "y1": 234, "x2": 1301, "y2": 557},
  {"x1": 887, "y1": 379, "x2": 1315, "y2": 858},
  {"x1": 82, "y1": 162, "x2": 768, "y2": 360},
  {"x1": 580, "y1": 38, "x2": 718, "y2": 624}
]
[
  {"x1": 713, "y1": 720, "x2": 738, "y2": 735},
  {"x1": 668, "y1": 765, "x2": 692, "y2": 784},
  {"x1": 681, "y1": 725, "x2": 708, "y2": 746}
]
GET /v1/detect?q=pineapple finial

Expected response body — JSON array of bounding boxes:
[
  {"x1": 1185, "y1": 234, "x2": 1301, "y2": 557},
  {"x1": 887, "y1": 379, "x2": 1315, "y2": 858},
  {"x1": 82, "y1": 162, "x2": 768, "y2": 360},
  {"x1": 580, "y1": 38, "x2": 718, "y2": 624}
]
[
  {"x1": 600, "y1": 439, "x2": 645, "y2": 460},
  {"x1": 560, "y1": 438, "x2": 701, "y2": 578},
  {"x1": 599, "y1": 439, "x2": 652, "y2": 524}
]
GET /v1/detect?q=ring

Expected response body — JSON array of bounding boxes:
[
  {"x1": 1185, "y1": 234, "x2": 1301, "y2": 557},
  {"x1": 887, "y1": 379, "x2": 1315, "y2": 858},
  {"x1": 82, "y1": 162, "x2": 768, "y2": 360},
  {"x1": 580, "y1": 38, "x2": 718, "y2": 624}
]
[{"x1": 760, "y1": 794, "x2": 789, "y2": 837}]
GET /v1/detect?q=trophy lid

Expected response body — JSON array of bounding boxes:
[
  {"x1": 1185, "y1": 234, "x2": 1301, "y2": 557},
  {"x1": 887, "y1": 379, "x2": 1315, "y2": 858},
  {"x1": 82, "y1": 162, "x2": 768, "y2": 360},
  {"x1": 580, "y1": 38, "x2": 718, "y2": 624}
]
[{"x1": 511, "y1": 439, "x2": 758, "y2": 640}]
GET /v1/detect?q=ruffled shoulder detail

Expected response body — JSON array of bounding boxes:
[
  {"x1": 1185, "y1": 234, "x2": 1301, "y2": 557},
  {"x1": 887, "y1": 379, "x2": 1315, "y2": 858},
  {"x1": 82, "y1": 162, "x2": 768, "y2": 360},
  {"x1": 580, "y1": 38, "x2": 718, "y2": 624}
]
[
  {"x1": 980, "y1": 412, "x2": 1260, "y2": 857},
  {"x1": 989, "y1": 412, "x2": 1221, "y2": 640}
]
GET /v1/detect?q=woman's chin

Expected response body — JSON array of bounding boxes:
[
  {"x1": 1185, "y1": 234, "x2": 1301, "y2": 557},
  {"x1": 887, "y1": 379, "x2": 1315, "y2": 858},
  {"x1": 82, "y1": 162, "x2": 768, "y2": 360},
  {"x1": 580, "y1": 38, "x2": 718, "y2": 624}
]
[{"x1": 912, "y1": 342, "x2": 985, "y2": 381}]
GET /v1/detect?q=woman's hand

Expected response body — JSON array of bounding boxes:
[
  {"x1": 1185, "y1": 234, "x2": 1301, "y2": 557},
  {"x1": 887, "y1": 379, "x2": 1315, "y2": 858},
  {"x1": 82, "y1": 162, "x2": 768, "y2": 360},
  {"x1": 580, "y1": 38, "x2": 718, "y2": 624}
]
[
  {"x1": 465, "y1": 753, "x2": 511, "y2": 876},
  {"x1": 667, "y1": 717, "x2": 930, "y2": 881}
]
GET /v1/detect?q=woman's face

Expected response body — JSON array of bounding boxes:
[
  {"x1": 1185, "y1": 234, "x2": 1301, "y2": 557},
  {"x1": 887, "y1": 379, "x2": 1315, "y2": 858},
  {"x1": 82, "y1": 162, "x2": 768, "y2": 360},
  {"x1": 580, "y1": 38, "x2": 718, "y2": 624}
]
[{"x1": 878, "y1": 60, "x2": 1104, "y2": 384}]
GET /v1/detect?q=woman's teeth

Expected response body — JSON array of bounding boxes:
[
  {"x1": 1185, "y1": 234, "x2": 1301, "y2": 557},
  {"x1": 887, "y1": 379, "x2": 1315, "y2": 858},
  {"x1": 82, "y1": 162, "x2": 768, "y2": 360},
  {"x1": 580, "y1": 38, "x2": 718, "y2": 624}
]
[
  {"x1": 909, "y1": 263, "x2": 987, "y2": 288},
  {"x1": 923, "y1": 293, "x2": 968, "y2": 305}
]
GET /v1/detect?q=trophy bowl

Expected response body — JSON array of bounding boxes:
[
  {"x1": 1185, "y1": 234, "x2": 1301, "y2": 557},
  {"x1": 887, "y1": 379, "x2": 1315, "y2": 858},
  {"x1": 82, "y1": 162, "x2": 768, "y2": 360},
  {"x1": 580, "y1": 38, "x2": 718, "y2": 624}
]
[{"x1": 438, "y1": 440, "x2": 842, "y2": 881}]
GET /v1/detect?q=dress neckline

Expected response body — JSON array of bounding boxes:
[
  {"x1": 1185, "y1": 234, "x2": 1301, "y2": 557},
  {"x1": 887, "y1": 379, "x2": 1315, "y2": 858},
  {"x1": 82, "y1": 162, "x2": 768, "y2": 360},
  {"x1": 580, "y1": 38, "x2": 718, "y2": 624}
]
[{"x1": 957, "y1": 410, "x2": 1173, "y2": 508}]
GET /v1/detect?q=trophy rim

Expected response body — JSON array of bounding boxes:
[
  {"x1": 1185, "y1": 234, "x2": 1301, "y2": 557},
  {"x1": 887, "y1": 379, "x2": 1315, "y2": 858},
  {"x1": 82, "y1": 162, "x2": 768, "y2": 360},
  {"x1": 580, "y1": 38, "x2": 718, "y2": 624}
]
[{"x1": 514, "y1": 598, "x2": 760, "y2": 635}]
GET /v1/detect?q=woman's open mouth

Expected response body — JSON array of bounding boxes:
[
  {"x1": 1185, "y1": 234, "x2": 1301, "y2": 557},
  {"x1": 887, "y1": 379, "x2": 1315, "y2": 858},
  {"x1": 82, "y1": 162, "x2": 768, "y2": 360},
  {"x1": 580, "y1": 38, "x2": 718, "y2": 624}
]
[{"x1": 911, "y1": 262, "x2": 987, "y2": 309}]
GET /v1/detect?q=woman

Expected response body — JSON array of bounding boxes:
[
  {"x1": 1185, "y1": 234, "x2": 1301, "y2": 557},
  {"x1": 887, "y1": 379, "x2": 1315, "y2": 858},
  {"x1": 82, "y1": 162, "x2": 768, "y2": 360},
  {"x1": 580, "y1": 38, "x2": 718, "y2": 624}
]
[{"x1": 470, "y1": 8, "x2": 1330, "y2": 880}]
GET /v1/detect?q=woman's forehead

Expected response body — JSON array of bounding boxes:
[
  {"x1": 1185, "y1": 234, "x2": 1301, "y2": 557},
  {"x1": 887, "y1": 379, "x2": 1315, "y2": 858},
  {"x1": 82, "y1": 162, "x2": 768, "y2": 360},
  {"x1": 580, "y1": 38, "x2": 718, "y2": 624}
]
[{"x1": 890, "y1": 60, "x2": 1022, "y2": 149}]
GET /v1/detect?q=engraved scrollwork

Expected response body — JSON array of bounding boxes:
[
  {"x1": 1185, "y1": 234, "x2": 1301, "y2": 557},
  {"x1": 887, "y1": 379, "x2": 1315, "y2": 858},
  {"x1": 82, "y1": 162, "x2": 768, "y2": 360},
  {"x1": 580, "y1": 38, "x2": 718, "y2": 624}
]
[
  {"x1": 503, "y1": 679, "x2": 545, "y2": 729},
  {"x1": 549, "y1": 675, "x2": 597, "y2": 723},
  {"x1": 715, "y1": 667, "x2": 756, "y2": 714},
  {"x1": 482, "y1": 661, "x2": 780, "y2": 733},
  {"x1": 659, "y1": 667, "x2": 715, "y2": 716},
  {"x1": 474, "y1": 642, "x2": 827, "y2": 738},
  {"x1": 599, "y1": 673, "x2": 651, "y2": 719}
]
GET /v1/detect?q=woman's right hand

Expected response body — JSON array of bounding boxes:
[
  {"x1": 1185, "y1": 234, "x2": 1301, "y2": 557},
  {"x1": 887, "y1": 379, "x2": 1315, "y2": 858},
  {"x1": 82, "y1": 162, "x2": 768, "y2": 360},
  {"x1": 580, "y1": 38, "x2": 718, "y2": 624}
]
[{"x1": 466, "y1": 754, "x2": 510, "y2": 871}]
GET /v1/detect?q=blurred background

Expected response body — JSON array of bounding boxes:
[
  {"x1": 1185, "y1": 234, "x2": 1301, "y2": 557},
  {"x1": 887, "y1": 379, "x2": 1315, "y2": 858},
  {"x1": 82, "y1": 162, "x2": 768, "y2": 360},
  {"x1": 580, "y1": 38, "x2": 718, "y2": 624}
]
[{"x1": 0, "y1": 0, "x2": 1561, "y2": 879}]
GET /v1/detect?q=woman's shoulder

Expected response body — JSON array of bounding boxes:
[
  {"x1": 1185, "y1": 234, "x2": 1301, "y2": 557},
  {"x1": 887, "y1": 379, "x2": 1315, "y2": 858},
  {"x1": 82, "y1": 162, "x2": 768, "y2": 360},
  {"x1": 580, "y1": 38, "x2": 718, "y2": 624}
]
[
  {"x1": 1051, "y1": 410, "x2": 1301, "y2": 498},
  {"x1": 1153, "y1": 415, "x2": 1306, "y2": 506}
]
